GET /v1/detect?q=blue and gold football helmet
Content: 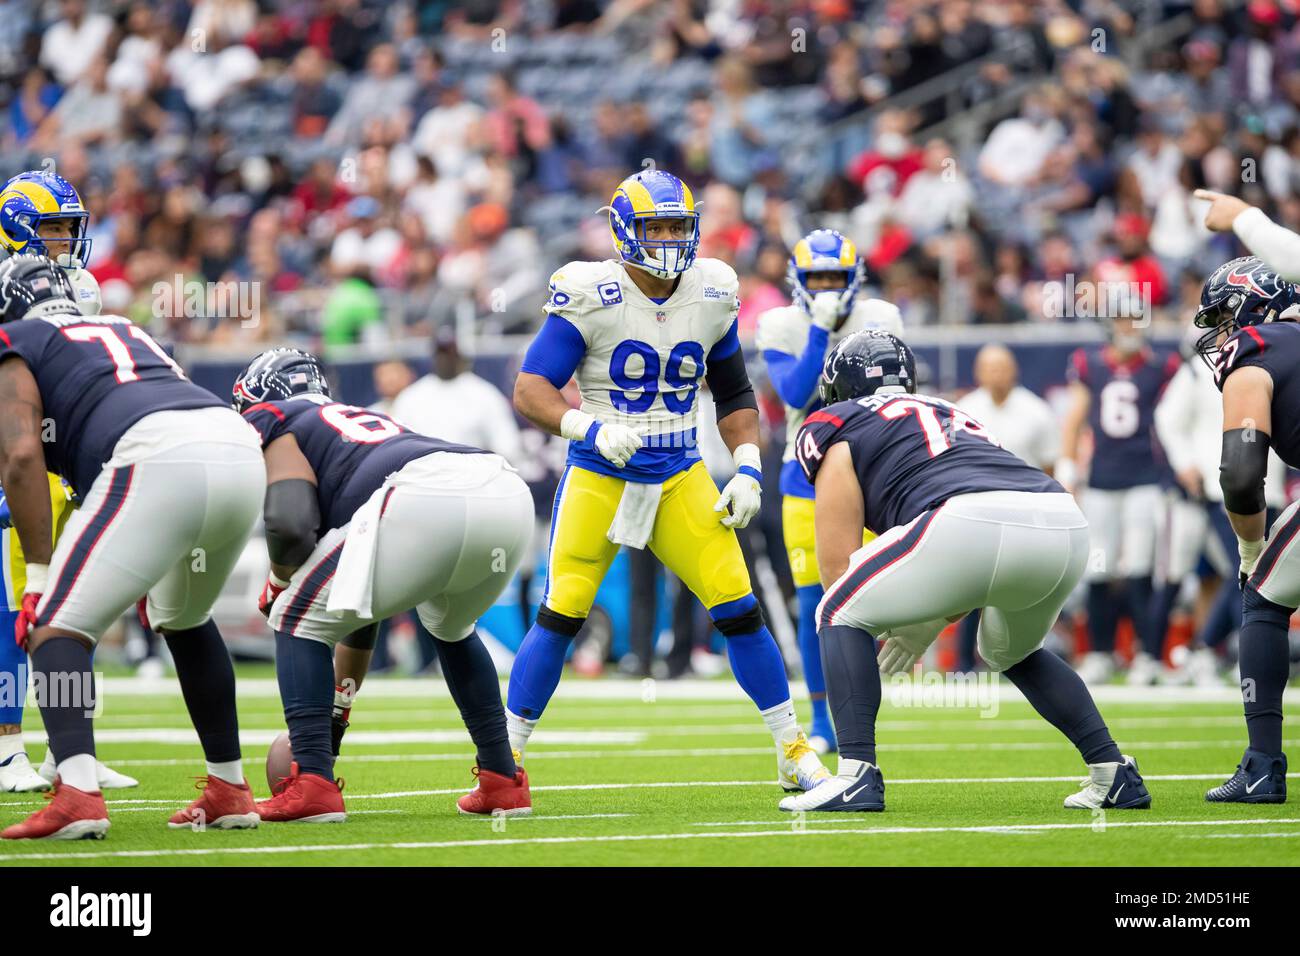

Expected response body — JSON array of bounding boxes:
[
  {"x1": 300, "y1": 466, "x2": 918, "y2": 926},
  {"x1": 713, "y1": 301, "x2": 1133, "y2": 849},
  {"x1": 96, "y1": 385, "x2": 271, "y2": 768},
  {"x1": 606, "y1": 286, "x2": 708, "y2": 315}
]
[
  {"x1": 0, "y1": 171, "x2": 93, "y2": 266},
  {"x1": 603, "y1": 170, "x2": 700, "y2": 279},
  {"x1": 788, "y1": 229, "x2": 864, "y2": 319}
]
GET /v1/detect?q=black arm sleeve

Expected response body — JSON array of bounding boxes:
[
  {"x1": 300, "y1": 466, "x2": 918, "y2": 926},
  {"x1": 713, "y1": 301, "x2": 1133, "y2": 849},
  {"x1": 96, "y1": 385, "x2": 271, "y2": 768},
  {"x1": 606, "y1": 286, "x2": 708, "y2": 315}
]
[
  {"x1": 1220, "y1": 428, "x2": 1270, "y2": 515},
  {"x1": 704, "y1": 347, "x2": 758, "y2": 420},
  {"x1": 263, "y1": 479, "x2": 321, "y2": 567}
]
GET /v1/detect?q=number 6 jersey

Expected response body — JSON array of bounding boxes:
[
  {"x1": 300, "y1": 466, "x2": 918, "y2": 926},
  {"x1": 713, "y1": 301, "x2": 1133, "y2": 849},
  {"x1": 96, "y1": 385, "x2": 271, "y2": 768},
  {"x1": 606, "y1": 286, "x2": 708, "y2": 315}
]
[
  {"x1": 0, "y1": 313, "x2": 223, "y2": 497},
  {"x1": 241, "y1": 394, "x2": 486, "y2": 531},
  {"x1": 1067, "y1": 344, "x2": 1179, "y2": 490},
  {"x1": 519, "y1": 257, "x2": 742, "y2": 482},
  {"x1": 796, "y1": 393, "x2": 1061, "y2": 536}
]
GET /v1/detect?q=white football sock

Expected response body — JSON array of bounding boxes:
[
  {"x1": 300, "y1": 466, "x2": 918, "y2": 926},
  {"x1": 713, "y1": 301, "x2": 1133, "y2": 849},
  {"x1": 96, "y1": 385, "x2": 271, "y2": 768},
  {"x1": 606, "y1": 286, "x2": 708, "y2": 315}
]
[
  {"x1": 57, "y1": 753, "x2": 99, "y2": 792},
  {"x1": 837, "y1": 756, "x2": 869, "y2": 778},
  {"x1": 0, "y1": 732, "x2": 24, "y2": 762},
  {"x1": 760, "y1": 699, "x2": 799, "y2": 744},
  {"x1": 506, "y1": 710, "x2": 536, "y2": 761},
  {"x1": 206, "y1": 759, "x2": 244, "y2": 785}
]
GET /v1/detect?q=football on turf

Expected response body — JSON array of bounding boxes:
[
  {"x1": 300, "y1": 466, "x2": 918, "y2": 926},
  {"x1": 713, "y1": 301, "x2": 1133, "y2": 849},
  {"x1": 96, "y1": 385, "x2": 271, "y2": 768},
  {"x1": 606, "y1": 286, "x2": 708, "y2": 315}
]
[{"x1": 266, "y1": 731, "x2": 294, "y2": 792}]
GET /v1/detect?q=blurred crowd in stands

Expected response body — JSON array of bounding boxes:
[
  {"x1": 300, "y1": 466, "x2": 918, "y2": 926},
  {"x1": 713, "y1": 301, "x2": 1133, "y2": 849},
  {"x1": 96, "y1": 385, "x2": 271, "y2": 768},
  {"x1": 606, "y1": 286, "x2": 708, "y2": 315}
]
[{"x1": 2, "y1": 0, "x2": 1297, "y2": 348}]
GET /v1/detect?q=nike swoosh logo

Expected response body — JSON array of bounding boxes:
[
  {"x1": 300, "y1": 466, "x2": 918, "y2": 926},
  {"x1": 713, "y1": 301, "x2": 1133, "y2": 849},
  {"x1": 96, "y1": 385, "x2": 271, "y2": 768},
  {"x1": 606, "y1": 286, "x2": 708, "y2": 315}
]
[
  {"x1": 843, "y1": 778, "x2": 876, "y2": 802},
  {"x1": 1112, "y1": 782, "x2": 1125, "y2": 803},
  {"x1": 1245, "y1": 775, "x2": 1270, "y2": 794}
]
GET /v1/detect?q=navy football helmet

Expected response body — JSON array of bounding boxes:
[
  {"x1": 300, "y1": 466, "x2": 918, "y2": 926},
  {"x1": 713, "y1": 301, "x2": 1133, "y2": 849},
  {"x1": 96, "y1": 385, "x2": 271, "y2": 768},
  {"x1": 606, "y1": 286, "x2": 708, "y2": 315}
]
[
  {"x1": 1193, "y1": 256, "x2": 1300, "y2": 369},
  {"x1": 232, "y1": 348, "x2": 331, "y2": 413},
  {"x1": 0, "y1": 253, "x2": 78, "y2": 323},
  {"x1": 818, "y1": 329, "x2": 917, "y2": 405}
]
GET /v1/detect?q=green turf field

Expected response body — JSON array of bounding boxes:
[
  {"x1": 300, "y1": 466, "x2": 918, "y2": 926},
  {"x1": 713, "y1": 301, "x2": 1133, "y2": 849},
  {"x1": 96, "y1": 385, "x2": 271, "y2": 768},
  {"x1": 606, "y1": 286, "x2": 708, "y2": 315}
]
[{"x1": 2, "y1": 669, "x2": 1297, "y2": 866}]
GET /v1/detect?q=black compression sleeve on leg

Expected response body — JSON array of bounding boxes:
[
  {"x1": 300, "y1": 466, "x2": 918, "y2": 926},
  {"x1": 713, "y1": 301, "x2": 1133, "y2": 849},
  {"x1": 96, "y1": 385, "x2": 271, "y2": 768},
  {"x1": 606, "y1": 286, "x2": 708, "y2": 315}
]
[
  {"x1": 164, "y1": 620, "x2": 242, "y2": 764},
  {"x1": 30, "y1": 637, "x2": 96, "y2": 765},
  {"x1": 1003, "y1": 649, "x2": 1122, "y2": 765},
  {"x1": 1240, "y1": 585, "x2": 1291, "y2": 755},
  {"x1": 818, "y1": 625, "x2": 881, "y2": 764},
  {"x1": 435, "y1": 632, "x2": 516, "y2": 777}
]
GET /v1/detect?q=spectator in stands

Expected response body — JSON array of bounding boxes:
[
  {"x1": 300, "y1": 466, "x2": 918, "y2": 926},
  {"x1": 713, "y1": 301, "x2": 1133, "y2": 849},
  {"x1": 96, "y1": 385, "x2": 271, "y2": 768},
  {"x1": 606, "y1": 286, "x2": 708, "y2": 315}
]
[
  {"x1": 326, "y1": 43, "x2": 415, "y2": 146},
  {"x1": 483, "y1": 70, "x2": 549, "y2": 159},
  {"x1": 709, "y1": 56, "x2": 777, "y2": 187},
  {"x1": 9, "y1": 67, "x2": 61, "y2": 147},
  {"x1": 289, "y1": 46, "x2": 341, "y2": 139},
  {"x1": 392, "y1": 327, "x2": 522, "y2": 462},
  {"x1": 39, "y1": 0, "x2": 113, "y2": 87},
  {"x1": 322, "y1": 266, "x2": 384, "y2": 349},
  {"x1": 896, "y1": 137, "x2": 973, "y2": 239},
  {"x1": 848, "y1": 109, "x2": 923, "y2": 197},
  {"x1": 978, "y1": 89, "x2": 1064, "y2": 187}
]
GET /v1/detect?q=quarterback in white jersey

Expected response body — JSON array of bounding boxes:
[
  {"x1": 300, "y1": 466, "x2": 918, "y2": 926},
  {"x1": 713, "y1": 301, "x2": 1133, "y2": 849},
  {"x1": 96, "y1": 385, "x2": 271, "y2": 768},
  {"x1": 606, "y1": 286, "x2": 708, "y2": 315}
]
[
  {"x1": 755, "y1": 228, "x2": 902, "y2": 752},
  {"x1": 507, "y1": 170, "x2": 829, "y2": 793}
]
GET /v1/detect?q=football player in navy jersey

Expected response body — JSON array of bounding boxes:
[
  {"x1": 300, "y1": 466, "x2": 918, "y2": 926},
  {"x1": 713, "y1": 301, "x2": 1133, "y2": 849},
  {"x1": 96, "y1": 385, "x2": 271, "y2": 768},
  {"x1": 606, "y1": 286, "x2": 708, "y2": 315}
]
[
  {"x1": 234, "y1": 348, "x2": 534, "y2": 820},
  {"x1": 0, "y1": 256, "x2": 267, "y2": 840},
  {"x1": 1059, "y1": 314, "x2": 1180, "y2": 685},
  {"x1": 779, "y1": 330, "x2": 1150, "y2": 813},
  {"x1": 1186, "y1": 248, "x2": 1300, "y2": 803}
]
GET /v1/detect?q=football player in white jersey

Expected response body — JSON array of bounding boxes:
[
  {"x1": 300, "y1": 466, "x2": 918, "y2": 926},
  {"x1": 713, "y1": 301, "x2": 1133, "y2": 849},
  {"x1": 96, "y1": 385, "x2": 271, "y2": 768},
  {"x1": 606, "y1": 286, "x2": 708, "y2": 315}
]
[
  {"x1": 507, "y1": 169, "x2": 830, "y2": 792},
  {"x1": 0, "y1": 171, "x2": 135, "y2": 793},
  {"x1": 755, "y1": 229, "x2": 902, "y2": 752}
]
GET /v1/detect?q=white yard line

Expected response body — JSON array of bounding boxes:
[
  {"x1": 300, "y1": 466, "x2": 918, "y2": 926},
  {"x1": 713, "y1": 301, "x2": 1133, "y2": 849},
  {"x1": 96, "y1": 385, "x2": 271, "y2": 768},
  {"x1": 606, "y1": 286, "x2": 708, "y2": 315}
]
[
  {"x1": 1, "y1": 816, "x2": 1295, "y2": 863},
  {"x1": 9, "y1": 771, "x2": 1294, "y2": 809},
  {"x1": 91, "y1": 677, "x2": 1300, "y2": 705}
]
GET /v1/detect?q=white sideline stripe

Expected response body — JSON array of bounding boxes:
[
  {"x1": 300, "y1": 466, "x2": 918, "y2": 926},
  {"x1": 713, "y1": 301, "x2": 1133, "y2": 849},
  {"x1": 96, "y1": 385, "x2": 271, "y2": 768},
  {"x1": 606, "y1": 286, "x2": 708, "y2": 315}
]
[
  {"x1": 1, "y1": 817, "x2": 1295, "y2": 862},
  {"x1": 1193, "y1": 832, "x2": 1300, "y2": 839},
  {"x1": 93, "y1": 677, "x2": 1300, "y2": 705}
]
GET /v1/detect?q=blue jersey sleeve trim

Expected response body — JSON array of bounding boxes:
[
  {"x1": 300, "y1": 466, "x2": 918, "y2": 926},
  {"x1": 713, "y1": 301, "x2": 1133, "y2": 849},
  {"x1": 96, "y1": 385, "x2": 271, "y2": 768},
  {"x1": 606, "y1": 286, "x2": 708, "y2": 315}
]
[
  {"x1": 707, "y1": 319, "x2": 742, "y2": 362},
  {"x1": 520, "y1": 314, "x2": 587, "y2": 388},
  {"x1": 764, "y1": 324, "x2": 829, "y2": 409}
]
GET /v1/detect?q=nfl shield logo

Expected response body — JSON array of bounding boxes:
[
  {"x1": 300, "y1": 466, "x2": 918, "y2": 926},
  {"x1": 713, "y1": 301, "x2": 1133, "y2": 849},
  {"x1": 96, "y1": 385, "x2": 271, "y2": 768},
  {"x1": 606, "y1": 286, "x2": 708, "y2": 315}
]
[{"x1": 655, "y1": 311, "x2": 667, "y2": 324}]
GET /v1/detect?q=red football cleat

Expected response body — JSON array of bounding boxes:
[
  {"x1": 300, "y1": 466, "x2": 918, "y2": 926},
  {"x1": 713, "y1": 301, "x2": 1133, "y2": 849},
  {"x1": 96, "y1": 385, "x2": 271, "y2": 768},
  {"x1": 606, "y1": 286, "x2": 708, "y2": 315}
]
[
  {"x1": 2, "y1": 781, "x2": 109, "y2": 840},
  {"x1": 168, "y1": 775, "x2": 259, "y2": 830},
  {"x1": 255, "y1": 762, "x2": 345, "y2": 823},
  {"x1": 457, "y1": 765, "x2": 532, "y2": 817}
]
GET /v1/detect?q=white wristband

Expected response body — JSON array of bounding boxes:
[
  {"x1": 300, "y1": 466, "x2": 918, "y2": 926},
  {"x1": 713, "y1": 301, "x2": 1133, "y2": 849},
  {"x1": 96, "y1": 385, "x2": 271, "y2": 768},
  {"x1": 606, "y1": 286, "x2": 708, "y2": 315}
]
[
  {"x1": 24, "y1": 563, "x2": 48, "y2": 594},
  {"x1": 560, "y1": 409, "x2": 597, "y2": 442},
  {"x1": 1054, "y1": 458, "x2": 1078, "y2": 488},
  {"x1": 732, "y1": 443, "x2": 761, "y2": 472},
  {"x1": 268, "y1": 570, "x2": 292, "y2": 589},
  {"x1": 1238, "y1": 537, "x2": 1264, "y2": 576}
]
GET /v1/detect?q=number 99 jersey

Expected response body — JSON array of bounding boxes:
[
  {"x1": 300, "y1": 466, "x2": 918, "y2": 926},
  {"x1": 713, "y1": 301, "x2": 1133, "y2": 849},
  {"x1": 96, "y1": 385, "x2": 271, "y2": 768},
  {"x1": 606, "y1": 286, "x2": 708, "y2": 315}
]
[
  {"x1": 1067, "y1": 345, "x2": 1179, "y2": 490},
  {"x1": 240, "y1": 394, "x2": 487, "y2": 531},
  {"x1": 519, "y1": 257, "x2": 742, "y2": 482}
]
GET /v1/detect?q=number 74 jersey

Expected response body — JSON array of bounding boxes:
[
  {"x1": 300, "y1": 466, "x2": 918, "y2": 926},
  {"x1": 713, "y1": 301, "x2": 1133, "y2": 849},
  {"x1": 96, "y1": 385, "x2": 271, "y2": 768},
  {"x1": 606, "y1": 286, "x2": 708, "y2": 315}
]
[{"x1": 795, "y1": 392, "x2": 1061, "y2": 536}]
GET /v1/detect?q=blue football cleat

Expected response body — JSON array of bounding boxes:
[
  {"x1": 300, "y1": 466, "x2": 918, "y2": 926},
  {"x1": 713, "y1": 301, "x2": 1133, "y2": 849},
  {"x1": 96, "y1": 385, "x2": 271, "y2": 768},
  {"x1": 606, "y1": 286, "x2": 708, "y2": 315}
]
[
  {"x1": 1206, "y1": 750, "x2": 1287, "y2": 804},
  {"x1": 778, "y1": 759, "x2": 884, "y2": 812},
  {"x1": 1064, "y1": 755, "x2": 1151, "y2": 809}
]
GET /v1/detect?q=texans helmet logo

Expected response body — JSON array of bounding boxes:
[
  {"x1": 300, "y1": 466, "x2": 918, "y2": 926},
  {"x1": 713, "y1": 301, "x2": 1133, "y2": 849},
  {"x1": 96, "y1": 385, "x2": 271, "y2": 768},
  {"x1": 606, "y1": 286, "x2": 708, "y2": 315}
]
[{"x1": 1224, "y1": 265, "x2": 1272, "y2": 298}]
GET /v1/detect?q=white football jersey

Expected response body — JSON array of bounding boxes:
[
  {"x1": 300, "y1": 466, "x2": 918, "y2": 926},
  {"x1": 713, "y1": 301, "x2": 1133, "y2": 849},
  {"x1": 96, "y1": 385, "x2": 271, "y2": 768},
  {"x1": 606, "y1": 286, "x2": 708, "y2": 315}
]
[
  {"x1": 756, "y1": 297, "x2": 904, "y2": 462},
  {"x1": 544, "y1": 257, "x2": 739, "y2": 441}
]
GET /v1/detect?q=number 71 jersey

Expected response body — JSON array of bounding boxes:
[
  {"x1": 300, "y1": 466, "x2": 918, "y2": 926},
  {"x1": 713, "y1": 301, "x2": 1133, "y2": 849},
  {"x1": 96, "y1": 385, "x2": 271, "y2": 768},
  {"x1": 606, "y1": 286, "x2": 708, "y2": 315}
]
[
  {"x1": 796, "y1": 393, "x2": 1061, "y2": 536},
  {"x1": 0, "y1": 312, "x2": 223, "y2": 497},
  {"x1": 241, "y1": 394, "x2": 488, "y2": 531}
]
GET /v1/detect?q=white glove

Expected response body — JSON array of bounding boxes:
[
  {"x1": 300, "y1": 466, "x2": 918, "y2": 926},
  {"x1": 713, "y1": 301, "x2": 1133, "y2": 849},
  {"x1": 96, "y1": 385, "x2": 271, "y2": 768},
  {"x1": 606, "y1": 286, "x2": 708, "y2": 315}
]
[
  {"x1": 715, "y1": 443, "x2": 762, "y2": 529},
  {"x1": 810, "y1": 291, "x2": 842, "y2": 331},
  {"x1": 560, "y1": 409, "x2": 642, "y2": 468},
  {"x1": 876, "y1": 618, "x2": 946, "y2": 675}
]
